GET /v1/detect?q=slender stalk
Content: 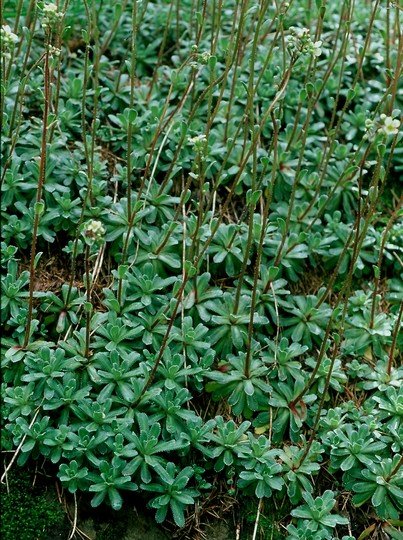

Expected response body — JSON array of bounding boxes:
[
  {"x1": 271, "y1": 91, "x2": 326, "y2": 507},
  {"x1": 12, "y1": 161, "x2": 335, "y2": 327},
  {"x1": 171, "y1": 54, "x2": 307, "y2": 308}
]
[
  {"x1": 3, "y1": 0, "x2": 24, "y2": 82},
  {"x1": 387, "y1": 6, "x2": 402, "y2": 113},
  {"x1": 245, "y1": 112, "x2": 279, "y2": 377},
  {"x1": 299, "y1": 340, "x2": 340, "y2": 465},
  {"x1": 233, "y1": 0, "x2": 272, "y2": 315},
  {"x1": 369, "y1": 195, "x2": 403, "y2": 329},
  {"x1": 81, "y1": 0, "x2": 93, "y2": 205},
  {"x1": 146, "y1": 0, "x2": 172, "y2": 101},
  {"x1": 99, "y1": 0, "x2": 129, "y2": 56},
  {"x1": 88, "y1": 0, "x2": 101, "y2": 208},
  {"x1": 386, "y1": 0, "x2": 391, "y2": 86},
  {"x1": 24, "y1": 35, "x2": 51, "y2": 348},
  {"x1": 1, "y1": 53, "x2": 46, "y2": 188},
  {"x1": 126, "y1": 0, "x2": 138, "y2": 221},
  {"x1": 48, "y1": 0, "x2": 71, "y2": 142},
  {"x1": 84, "y1": 244, "x2": 92, "y2": 358},
  {"x1": 5, "y1": 5, "x2": 38, "y2": 140},
  {"x1": 387, "y1": 301, "x2": 403, "y2": 377}
]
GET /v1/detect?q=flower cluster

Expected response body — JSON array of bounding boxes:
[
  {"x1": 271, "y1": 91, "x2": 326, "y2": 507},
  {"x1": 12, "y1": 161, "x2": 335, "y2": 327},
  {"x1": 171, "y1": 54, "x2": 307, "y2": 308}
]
[
  {"x1": 364, "y1": 119, "x2": 374, "y2": 131},
  {"x1": 287, "y1": 27, "x2": 323, "y2": 58},
  {"x1": 47, "y1": 45, "x2": 61, "y2": 58},
  {"x1": 81, "y1": 220, "x2": 106, "y2": 246},
  {"x1": 189, "y1": 134, "x2": 208, "y2": 156},
  {"x1": 42, "y1": 3, "x2": 64, "y2": 29},
  {"x1": 380, "y1": 114, "x2": 400, "y2": 136},
  {"x1": 1, "y1": 25, "x2": 18, "y2": 58},
  {"x1": 366, "y1": 114, "x2": 401, "y2": 140},
  {"x1": 197, "y1": 51, "x2": 211, "y2": 65},
  {"x1": 189, "y1": 47, "x2": 212, "y2": 70}
]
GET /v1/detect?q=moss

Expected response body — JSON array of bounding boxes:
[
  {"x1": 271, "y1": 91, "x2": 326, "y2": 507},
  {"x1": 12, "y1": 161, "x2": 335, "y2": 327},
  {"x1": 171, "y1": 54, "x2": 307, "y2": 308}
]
[
  {"x1": 241, "y1": 496, "x2": 291, "y2": 540},
  {"x1": 96, "y1": 520, "x2": 129, "y2": 540},
  {"x1": 0, "y1": 466, "x2": 66, "y2": 540},
  {"x1": 91, "y1": 505, "x2": 130, "y2": 540}
]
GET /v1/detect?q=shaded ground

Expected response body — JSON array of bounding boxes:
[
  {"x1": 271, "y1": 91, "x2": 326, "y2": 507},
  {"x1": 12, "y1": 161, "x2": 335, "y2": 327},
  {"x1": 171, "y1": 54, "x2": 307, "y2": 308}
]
[{"x1": 0, "y1": 464, "x2": 236, "y2": 540}]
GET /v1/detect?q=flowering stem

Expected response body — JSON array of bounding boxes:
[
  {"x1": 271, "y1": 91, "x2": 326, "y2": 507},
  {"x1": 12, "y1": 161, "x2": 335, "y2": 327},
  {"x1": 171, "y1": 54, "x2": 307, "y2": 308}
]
[
  {"x1": 24, "y1": 36, "x2": 51, "y2": 348},
  {"x1": 245, "y1": 112, "x2": 279, "y2": 378},
  {"x1": 126, "y1": 0, "x2": 137, "y2": 221},
  {"x1": 1, "y1": 52, "x2": 45, "y2": 189},
  {"x1": 387, "y1": 301, "x2": 403, "y2": 377},
  {"x1": 299, "y1": 341, "x2": 340, "y2": 466},
  {"x1": 370, "y1": 196, "x2": 403, "y2": 330},
  {"x1": 84, "y1": 243, "x2": 92, "y2": 359}
]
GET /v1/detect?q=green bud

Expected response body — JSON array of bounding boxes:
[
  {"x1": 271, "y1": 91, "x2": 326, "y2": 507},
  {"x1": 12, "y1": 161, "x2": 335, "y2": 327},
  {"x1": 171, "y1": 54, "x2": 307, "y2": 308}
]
[
  {"x1": 127, "y1": 108, "x2": 137, "y2": 124},
  {"x1": 246, "y1": 189, "x2": 262, "y2": 207},
  {"x1": 114, "y1": 2, "x2": 122, "y2": 20},
  {"x1": 377, "y1": 144, "x2": 386, "y2": 158},
  {"x1": 208, "y1": 55, "x2": 217, "y2": 70},
  {"x1": 56, "y1": 311, "x2": 67, "y2": 334},
  {"x1": 34, "y1": 201, "x2": 45, "y2": 215},
  {"x1": 34, "y1": 252, "x2": 43, "y2": 269},
  {"x1": 118, "y1": 265, "x2": 128, "y2": 279},
  {"x1": 305, "y1": 82, "x2": 314, "y2": 97},
  {"x1": 184, "y1": 260, "x2": 197, "y2": 278},
  {"x1": 267, "y1": 266, "x2": 279, "y2": 282}
]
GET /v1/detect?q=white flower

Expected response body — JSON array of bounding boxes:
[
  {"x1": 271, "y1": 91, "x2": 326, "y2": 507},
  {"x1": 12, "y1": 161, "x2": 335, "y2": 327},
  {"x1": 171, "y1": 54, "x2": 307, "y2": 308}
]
[
  {"x1": 189, "y1": 134, "x2": 207, "y2": 145},
  {"x1": 381, "y1": 116, "x2": 400, "y2": 136},
  {"x1": 189, "y1": 134, "x2": 208, "y2": 160},
  {"x1": 82, "y1": 220, "x2": 105, "y2": 245},
  {"x1": 1, "y1": 24, "x2": 18, "y2": 57},
  {"x1": 295, "y1": 27, "x2": 310, "y2": 38},
  {"x1": 312, "y1": 41, "x2": 322, "y2": 57},
  {"x1": 86, "y1": 220, "x2": 105, "y2": 235},
  {"x1": 43, "y1": 3, "x2": 58, "y2": 13},
  {"x1": 42, "y1": 3, "x2": 63, "y2": 28},
  {"x1": 287, "y1": 27, "x2": 323, "y2": 58},
  {"x1": 1, "y1": 24, "x2": 18, "y2": 44}
]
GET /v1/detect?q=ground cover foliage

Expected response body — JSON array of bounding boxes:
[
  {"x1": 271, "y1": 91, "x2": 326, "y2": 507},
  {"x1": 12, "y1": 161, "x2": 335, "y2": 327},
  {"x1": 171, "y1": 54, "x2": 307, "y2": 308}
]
[{"x1": 1, "y1": 0, "x2": 403, "y2": 538}]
